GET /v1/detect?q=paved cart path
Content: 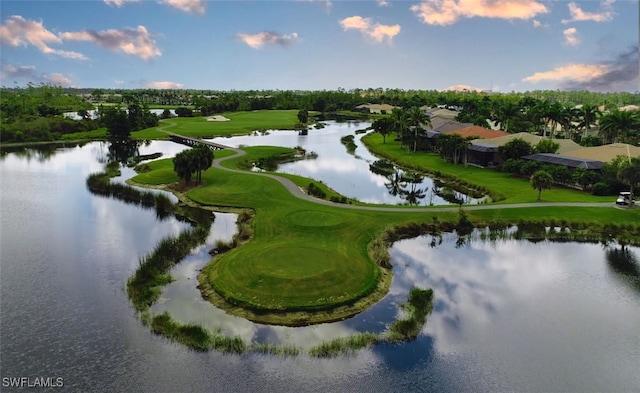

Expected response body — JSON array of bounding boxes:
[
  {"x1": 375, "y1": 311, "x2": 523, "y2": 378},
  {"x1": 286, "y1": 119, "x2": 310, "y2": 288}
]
[{"x1": 211, "y1": 146, "x2": 615, "y2": 212}]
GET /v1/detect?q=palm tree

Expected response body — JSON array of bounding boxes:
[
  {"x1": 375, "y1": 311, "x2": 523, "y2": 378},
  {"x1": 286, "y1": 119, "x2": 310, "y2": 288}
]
[
  {"x1": 406, "y1": 106, "x2": 431, "y2": 152},
  {"x1": 598, "y1": 110, "x2": 640, "y2": 144},
  {"x1": 578, "y1": 104, "x2": 601, "y2": 140},
  {"x1": 530, "y1": 170, "x2": 553, "y2": 201},
  {"x1": 492, "y1": 100, "x2": 521, "y2": 133},
  {"x1": 390, "y1": 108, "x2": 409, "y2": 149}
]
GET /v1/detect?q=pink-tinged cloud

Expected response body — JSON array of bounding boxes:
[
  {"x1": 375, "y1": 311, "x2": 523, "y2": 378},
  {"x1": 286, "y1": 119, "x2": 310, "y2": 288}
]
[
  {"x1": 163, "y1": 0, "x2": 206, "y2": 14},
  {"x1": 0, "y1": 15, "x2": 87, "y2": 60},
  {"x1": 410, "y1": 0, "x2": 548, "y2": 26},
  {"x1": 563, "y1": 27, "x2": 579, "y2": 46},
  {"x1": 522, "y1": 64, "x2": 609, "y2": 83},
  {"x1": 45, "y1": 73, "x2": 75, "y2": 87},
  {"x1": 378, "y1": 0, "x2": 390, "y2": 6},
  {"x1": 104, "y1": 0, "x2": 140, "y2": 7},
  {"x1": 561, "y1": 1, "x2": 614, "y2": 24},
  {"x1": 532, "y1": 19, "x2": 541, "y2": 28},
  {"x1": 340, "y1": 16, "x2": 400, "y2": 44},
  {"x1": 144, "y1": 81, "x2": 184, "y2": 89},
  {"x1": 443, "y1": 84, "x2": 486, "y2": 92},
  {"x1": 236, "y1": 31, "x2": 298, "y2": 49},
  {"x1": 61, "y1": 26, "x2": 161, "y2": 61},
  {"x1": 0, "y1": 64, "x2": 74, "y2": 87}
]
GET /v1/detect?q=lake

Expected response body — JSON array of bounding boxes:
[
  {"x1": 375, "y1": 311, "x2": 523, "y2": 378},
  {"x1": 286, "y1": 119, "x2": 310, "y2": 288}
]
[
  {"x1": 1, "y1": 137, "x2": 639, "y2": 392},
  {"x1": 208, "y1": 120, "x2": 480, "y2": 206}
]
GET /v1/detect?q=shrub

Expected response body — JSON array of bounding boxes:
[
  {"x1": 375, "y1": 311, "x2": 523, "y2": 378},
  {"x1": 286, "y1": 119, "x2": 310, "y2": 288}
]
[{"x1": 592, "y1": 182, "x2": 611, "y2": 196}]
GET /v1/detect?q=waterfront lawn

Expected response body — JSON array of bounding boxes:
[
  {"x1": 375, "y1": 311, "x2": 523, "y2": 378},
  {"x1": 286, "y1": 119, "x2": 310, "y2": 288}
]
[
  {"x1": 361, "y1": 132, "x2": 614, "y2": 204},
  {"x1": 132, "y1": 110, "x2": 300, "y2": 139}
]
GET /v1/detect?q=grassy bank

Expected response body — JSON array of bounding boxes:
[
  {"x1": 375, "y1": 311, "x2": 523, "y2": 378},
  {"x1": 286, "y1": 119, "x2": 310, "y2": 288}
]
[
  {"x1": 132, "y1": 110, "x2": 299, "y2": 139},
  {"x1": 361, "y1": 132, "x2": 615, "y2": 204}
]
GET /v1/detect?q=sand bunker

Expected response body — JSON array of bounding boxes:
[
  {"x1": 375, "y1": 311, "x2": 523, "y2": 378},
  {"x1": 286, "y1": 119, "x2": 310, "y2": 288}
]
[{"x1": 206, "y1": 115, "x2": 231, "y2": 122}]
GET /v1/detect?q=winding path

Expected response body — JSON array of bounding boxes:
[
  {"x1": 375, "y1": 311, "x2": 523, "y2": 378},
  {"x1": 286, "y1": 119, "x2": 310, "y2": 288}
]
[
  {"x1": 151, "y1": 118, "x2": 617, "y2": 212},
  {"x1": 211, "y1": 146, "x2": 616, "y2": 212}
]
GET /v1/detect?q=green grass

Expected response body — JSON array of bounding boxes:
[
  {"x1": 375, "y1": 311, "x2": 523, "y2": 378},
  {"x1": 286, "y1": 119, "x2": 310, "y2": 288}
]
[
  {"x1": 132, "y1": 143, "x2": 640, "y2": 326},
  {"x1": 361, "y1": 132, "x2": 615, "y2": 204},
  {"x1": 132, "y1": 110, "x2": 299, "y2": 139}
]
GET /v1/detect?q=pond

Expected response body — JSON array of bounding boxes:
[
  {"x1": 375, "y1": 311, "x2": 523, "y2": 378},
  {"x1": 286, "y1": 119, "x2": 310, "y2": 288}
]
[
  {"x1": 1, "y1": 140, "x2": 639, "y2": 392},
  {"x1": 208, "y1": 120, "x2": 480, "y2": 206}
]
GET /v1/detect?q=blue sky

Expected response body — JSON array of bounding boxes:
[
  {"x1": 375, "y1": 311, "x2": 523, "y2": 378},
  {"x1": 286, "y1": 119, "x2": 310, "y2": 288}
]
[{"x1": 0, "y1": 0, "x2": 637, "y2": 92}]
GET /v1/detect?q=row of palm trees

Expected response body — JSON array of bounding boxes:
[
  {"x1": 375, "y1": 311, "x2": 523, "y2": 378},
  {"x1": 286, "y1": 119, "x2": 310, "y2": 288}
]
[{"x1": 488, "y1": 98, "x2": 640, "y2": 144}]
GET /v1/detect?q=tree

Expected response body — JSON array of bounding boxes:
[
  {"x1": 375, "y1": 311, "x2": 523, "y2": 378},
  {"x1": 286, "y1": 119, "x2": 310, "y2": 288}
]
[
  {"x1": 491, "y1": 100, "x2": 521, "y2": 133},
  {"x1": 101, "y1": 106, "x2": 131, "y2": 139},
  {"x1": 173, "y1": 150, "x2": 194, "y2": 184},
  {"x1": 598, "y1": 110, "x2": 640, "y2": 144},
  {"x1": 390, "y1": 108, "x2": 409, "y2": 149},
  {"x1": 173, "y1": 145, "x2": 214, "y2": 185},
  {"x1": 530, "y1": 170, "x2": 553, "y2": 201},
  {"x1": 578, "y1": 104, "x2": 600, "y2": 140},
  {"x1": 371, "y1": 117, "x2": 394, "y2": 143},
  {"x1": 617, "y1": 157, "x2": 640, "y2": 208},
  {"x1": 498, "y1": 138, "x2": 534, "y2": 161},
  {"x1": 535, "y1": 138, "x2": 559, "y2": 154},
  {"x1": 175, "y1": 107, "x2": 194, "y2": 117},
  {"x1": 192, "y1": 145, "x2": 214, "y2": 184},
  {"x1": 297, "y1": 109, "x2": 309, "y2": 125},
  {"x1": 406, "y1": 106, "x2": 431, "y2": 152}
]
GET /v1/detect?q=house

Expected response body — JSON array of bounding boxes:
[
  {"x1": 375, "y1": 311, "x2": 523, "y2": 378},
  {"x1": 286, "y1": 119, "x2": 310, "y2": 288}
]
[
  {"x1": 354, "y1": 103, "x2": 399, "y2": 114},
  {"x1": 466, "y1": 132, "x2": 583, "y2": 167},
  {"x1": 442, "y1": 126, "x2": 509, "y2": 140},
  {"x1": 522, "y1": 153, "x2": 604, "y2": 170},
  {"x1": 564, "y1": 143, "x2": 640, "y2": 163}
]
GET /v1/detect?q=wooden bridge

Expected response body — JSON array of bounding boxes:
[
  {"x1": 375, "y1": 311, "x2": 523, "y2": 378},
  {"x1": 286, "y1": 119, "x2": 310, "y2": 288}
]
[{"x1": 168, "y1": 134, "x2": 231, "y2": 151}]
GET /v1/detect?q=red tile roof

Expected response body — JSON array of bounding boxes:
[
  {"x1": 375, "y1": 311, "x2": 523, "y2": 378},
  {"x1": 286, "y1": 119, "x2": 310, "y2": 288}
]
[{"x1": 444, "y1": 126, "x2": 509, "y2": 139}]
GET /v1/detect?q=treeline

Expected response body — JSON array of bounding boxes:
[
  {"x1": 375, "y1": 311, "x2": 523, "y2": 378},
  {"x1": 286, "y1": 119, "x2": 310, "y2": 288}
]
[
  {"x1": 1, "y1": 87, "x2": 159, "y2": 143},
  {"x1": 2, "y1": 84, "x2": 638, "y2": 144}
]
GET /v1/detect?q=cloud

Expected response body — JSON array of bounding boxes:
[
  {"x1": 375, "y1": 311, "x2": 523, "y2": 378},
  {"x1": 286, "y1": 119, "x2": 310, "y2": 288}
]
[
  {"x1": 61, "y1": 26, "x2": 161, "y2": 61},
  {"x1": 523, "y1": 64, "x2": 609, "y2": 83},
  {"x1": 378, "y1": 0, "x2": 390, "y2": 6},
  {"x1": 0, "y1": 64, "x2": 75, "y2": 87},
  {"x1": 104, "y1": 0, "x2": 140, "y2": 6},
  {"x1": 340, "y1": 16, "x2": 401, "y2": 44},
  {"x1": 560, "y1": 46, "x2": 639, "y2": 92},
  {"x1": 443, "y1": 84, "x2": 486, "y2": 92},
  {"x1": 163, "y1": 0, "x2": 206, "y2": 14},
  {"x1": 0, "y1": 15, "x2": 87, "y2": 60},
  {"x1": 144, "y1": 81, "x2": 184, "y2": 89},
  {"x1": 236, "y1": 31, "x2": 298, "y2": 49},
  {"x1": 562, "y1": 1, "x2": 614, "y2": 24},
  {"x1": 563, "y1": 27, "x2": 579, "y2": 46},
  {"x1": 45, "y1": 73, "x2": 75, "y2": 87},
  {"x1": 410, "y1": 0, "x2": 548, "y2": 26},
  {"x1": 523, "y1": 46, "x2": 639, "y2": 92},
  {"x1": 532, "y1": 19, "x2": 541, "y2": 28}
]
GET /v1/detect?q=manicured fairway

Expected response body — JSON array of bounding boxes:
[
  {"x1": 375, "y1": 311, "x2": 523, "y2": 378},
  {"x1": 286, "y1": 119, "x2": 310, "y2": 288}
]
[
  {"x1": 132, "y1": 110, "x2": 299, "y2": 139},
  {"x1": 132, "y1": 144, "x2": 640, "y2": 325}
]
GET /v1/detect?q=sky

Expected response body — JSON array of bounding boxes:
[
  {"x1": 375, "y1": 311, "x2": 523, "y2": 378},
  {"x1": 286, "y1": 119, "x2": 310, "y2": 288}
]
[{"x1": 0, "y1": 0, "x2": 638, "y2": 92}]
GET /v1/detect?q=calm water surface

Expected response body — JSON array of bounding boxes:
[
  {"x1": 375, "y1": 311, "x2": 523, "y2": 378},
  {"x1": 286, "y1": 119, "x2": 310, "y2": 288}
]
[
  {"x1": 1, "y1": 140, "x2": 639, "y2": 392},
  {"x1": 209, "y1": 121, "x2": 479, "y2": 206}
]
